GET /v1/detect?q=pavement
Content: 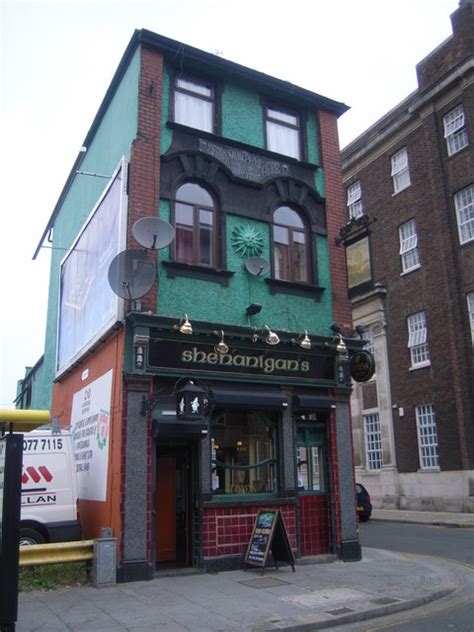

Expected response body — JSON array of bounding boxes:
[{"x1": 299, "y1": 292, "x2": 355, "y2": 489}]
[{"x1": 16, "y1": 509, "x2": 474, "y2": 632}]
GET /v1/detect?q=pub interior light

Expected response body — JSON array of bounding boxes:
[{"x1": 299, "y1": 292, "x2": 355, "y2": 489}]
[
  {"x1": 336, "y1": 333, "x2": 347, "y2": 354},
  {"x1": 291, "y1": 330, "x2": 311, "y2": 350},
  {"x1": 264, "y1": 325, "x2": 280, "y2": 346},
  {"x1": 214, "y1": 330, "x2": 229, "y2": 355},
  {"x1": 173, "y1": 314, "x2": 193, "y2": 335}
]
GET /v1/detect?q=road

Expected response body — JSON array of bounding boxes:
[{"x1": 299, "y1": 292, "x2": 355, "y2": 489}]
[{"x1": 333, "y1": 520, "x2": 474, "y2": 631}]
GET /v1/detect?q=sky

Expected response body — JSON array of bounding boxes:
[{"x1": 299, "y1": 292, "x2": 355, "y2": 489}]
[{"x1": 0, "y1": 0, "x2": 458, "y2": 407}]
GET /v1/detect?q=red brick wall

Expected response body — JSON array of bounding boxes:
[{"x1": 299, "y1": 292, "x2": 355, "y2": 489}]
[
  {"x1": 127, "y1": 45, "x2": 164, "y2": 312},
  {"x1": 318, "y1": 110, "x2": 352, "y2": 331},
  {"x1": 202, "y1": 505, "x2": 296, "y2": 559}
]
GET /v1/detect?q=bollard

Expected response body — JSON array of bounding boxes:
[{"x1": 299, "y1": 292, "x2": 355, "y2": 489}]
[{"x1": 92, "y1": 528, "x2": 116, "y2": 588}]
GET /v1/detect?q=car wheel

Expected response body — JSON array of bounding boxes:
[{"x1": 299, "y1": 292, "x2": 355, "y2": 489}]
[{"x1": 19, "y1": 528, "x2": 46, "y2": 546}]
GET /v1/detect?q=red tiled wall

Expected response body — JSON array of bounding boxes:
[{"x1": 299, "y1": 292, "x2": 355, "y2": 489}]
[
  {"x1": 202, "y1": 505, "x2": 296, "y2": 558},
  {"x1": 299, "y1": 495, "x2": 330, "y2": 556}
]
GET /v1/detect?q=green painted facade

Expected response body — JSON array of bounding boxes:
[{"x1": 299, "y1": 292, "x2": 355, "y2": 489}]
[{"x1": 36, "y1": 47, "x2": 141, "y2": 409}]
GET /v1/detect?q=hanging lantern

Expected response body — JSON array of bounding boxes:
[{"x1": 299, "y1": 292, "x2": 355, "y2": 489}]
[{"x1": 176, "y1": 379, "x2": 208, "y2": 422}]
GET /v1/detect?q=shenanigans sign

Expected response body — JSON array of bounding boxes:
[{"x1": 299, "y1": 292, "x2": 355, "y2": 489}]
[{"x1": 148, "y1": 339, "x2": 335, "y2": 384}]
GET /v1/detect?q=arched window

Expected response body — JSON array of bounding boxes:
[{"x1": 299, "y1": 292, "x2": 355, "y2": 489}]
[
  {"x1": 272, "y1": 206, "x2": 309, "y2": 282},
  {"x1": 174, "y1": 182, "x2": 216, "y2": 266}
]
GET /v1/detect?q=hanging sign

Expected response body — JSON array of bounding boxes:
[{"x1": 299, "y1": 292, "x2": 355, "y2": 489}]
[
  {"x1": 350, "y1": 350, "x2": 375, "y2": 382},
  {"x1": 244, "y1": 509, "x2": 295, "y2": 572}
]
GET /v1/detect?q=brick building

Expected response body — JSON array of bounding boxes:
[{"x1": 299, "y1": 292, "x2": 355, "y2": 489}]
[
  {"x1": 341, "y1": 0, "x2": 474, "y2": 512},
  {"x1": 24, "y1": 29, "x2": 365, "y2": 581}
]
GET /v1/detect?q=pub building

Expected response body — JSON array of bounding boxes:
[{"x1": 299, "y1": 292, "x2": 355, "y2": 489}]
[{"x1": 30, "y1": 29, "x2": 367, "y2": 582}]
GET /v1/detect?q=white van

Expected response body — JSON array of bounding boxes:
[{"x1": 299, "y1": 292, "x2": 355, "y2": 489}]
[{"x1": 20, "y1": 427, "x2": 81, "y2": 545}]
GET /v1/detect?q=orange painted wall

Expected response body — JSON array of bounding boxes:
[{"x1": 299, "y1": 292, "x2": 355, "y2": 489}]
[{"x1": 51, "y1": 329, "x2": 125, "y2": 543}]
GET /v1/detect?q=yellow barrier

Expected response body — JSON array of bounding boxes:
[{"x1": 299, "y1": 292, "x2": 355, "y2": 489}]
[{"x1": 19, "y1": 540, "x2": 94, "y2": 567}]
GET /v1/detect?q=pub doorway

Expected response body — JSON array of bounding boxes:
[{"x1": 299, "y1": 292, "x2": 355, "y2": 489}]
[{"x1": 155, "y1": 445, "x2": 193, "y2": 569}]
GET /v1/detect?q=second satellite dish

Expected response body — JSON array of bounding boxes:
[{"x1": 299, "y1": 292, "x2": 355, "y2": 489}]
[
  {"x1": 245, "y1": 256, "x2": 270, "y2": 276},
  {"x1": 132, "y1": 217, "x2": 175, "y2": 250},
  {"x1": 108, "y1": 249, "x2": 156, "y2": 300}
]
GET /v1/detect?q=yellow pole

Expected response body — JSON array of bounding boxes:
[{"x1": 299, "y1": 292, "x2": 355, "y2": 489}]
[{"x1": 0, "y1": 408, "x2": 51, "y2": 432}]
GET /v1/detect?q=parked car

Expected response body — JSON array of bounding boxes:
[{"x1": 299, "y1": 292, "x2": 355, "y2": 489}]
[{"x1": 356, "y1": 483, "x2": 372, "y2": 522}]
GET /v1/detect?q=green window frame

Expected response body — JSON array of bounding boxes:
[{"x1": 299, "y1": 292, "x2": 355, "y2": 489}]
[
  {"x1": 211, "y1": 411, "x2": 278, "y2": 497},
  {"x1": 296, "y1": 425, "x2": 326, "y2": 493}
]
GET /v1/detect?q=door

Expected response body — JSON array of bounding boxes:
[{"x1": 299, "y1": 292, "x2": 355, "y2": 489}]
[{"x1": 155, "y1": 447, "x2": 191, "y2": 565}]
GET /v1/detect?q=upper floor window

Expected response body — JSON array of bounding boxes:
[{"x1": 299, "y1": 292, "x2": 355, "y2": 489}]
[
  {"x1": 174, "y1": 76, "x2": 214, "y2": 133},
  {"x1": 364, "y1": 413, "x2": 383, "y2": 470},
  {"x1": 391, "y1": 148, "x2": 411, "y2": 194},
  {"x1": 443, "y1": 105, "x2": 468, "y2": 156},
  {"x1": 454, "y1": 184, "x2": 474, "y2": 245},
  {"x1": 399, "y1": 219, "x2": 420, "y2": 273},
  {"x1": 467, "y1": 293, "x2": 474, "y2": 344},
  {"x1": 266, "y1": 106, "x2": 301, "y2": 160},
  {"x1": 174, "y1": 182, "x2": 216, "y2": 266},
  {"x1": 272, "y1": 206, "x2": 308, "y2": 282},
  {"x1": 416, "y1": 404, "x2": 439, "y2": 469},
  {"x1": 347, "y1": 181, "x2": 363, "y2": 219},
  {"x1": 407, "y1": 311, "x2": 430, "y2": 368}
]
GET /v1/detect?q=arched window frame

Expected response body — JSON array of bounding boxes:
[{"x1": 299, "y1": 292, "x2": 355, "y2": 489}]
[
  {"x1": 172, "y1": 181, "x2": 219, "y2": 268},
  {"x1": 271, "y1": 205, "x2": 311, "y2": 284}
]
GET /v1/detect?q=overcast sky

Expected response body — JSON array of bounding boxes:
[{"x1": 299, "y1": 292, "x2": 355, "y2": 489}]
[{"x1": 0, "y1": 0, "x2": 457, "y2": 407}]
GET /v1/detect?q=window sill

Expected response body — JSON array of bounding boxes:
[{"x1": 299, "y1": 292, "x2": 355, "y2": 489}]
[
  {"x1": 162, "y1": 261, "x2": 234, "y2": 286},
  {"x1": 265, "y1": 278, "x2": 325, "y2": 300},
  {"x1": 400, "y1": 264, "x2": 421, "y2": 276},
  {"x1": 202, "y1": 495, "x2": 297, "y2": 509},
  {"x1": 409, "y1": 362, "x2": 431, "y2": 371},
  {"x1": 417, "y1": 467, "x2": 440, "y2": 473},
  {"x1": 392, "y1": 184, "x2": 411, "y2": 196}
]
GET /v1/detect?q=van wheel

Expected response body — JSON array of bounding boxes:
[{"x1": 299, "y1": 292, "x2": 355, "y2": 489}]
[{"x1": 19, "y1": 528, "x2": 46, "y2": 546}]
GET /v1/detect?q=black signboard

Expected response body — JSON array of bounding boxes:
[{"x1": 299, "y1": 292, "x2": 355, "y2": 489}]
[
  {"x1": 245, "y1": 509, "x2": 295, "y2": 572},
  {"x1": 148, "y1": 338, "x2": 335, "y2": 385},
  {"x1": 350, "y1": 350, "x2": 375, "y2": 383},
  {"x1": 0, "y1": 434, "x2": 23, "y2": 631}
]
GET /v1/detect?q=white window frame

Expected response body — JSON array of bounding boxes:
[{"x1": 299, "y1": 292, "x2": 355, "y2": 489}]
[
  {"x1": 347, "y1": 181, "x2": 363, "y2": 219},
  {"x1": 467, "y1": 293, "x2": 474, "y2": 344},
  {"x1": 416, "y1": 404, "x2": 439, "y2": 469},
  {"x1": 391, "y1": 148, "x2": 411, "y2": 194},
  {"x1": 174, "y1": 75, "x2": 214, "y2": 133},
  {"x1": 364, "y1": 413, "x2": 383, "y2": 471},
  {"x1": 407, "y1": 311, "x2": 430, "y2": 368},
  {"x1": 266, "y1": 106, "x2": 301, "y2": 160},
  {"x1": 443, "y1": 105, "x2": 468, "y2": 156},
  {"x1": 454, "y1": 185, "x2": 474, "y2": 245},
  {"x1": 399, "y1": 219, "x2": 420, "y2": 274}
]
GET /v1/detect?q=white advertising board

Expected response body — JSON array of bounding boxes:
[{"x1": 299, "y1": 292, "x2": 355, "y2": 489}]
[{"x1": 70, "y1": 370, "x2": 113, "y2": 502}]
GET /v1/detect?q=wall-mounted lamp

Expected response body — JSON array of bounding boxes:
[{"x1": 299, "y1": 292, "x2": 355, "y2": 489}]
[
  {"x1": 330, "y1": 321, "x2": 343, "y2": 335},
  {"x1": 355, "y1": 324, "x2": 365, "y2": 339},
  {"x1": 336, "y1": 333, "x2": 347, "y2": 354},
  {"x1": 246, "y1": 303, "x2": 262, "y2": 316},
  {"x1": 213, "y1": 330, "x2": 229, "y2": 355},
  {"x1": 135, "y1": 346, "x2": 144, "y2": 369},
  {"x1": 173, "y1": 314, "x2": 193, "y2": 335},
  {"x1": 264, "y1": 325, "x2": 280, "y2": 346},
  {"x1": 291, "y1": 330, "x2": 311, "y2": 350}
]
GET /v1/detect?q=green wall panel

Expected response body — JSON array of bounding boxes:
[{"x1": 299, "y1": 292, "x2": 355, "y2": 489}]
[
  {"x1": 157, "y1": 212, "x2": 333, "y2": 336},
  {"x1": 221, "y1": 84, "x2": 265, "y2": 149},
  {"x1": 161, "y1": 65, "x2": 173, "y2": 154},
  {"x1": 38, "y1": 47, "x2": 141, "y2": 408}
]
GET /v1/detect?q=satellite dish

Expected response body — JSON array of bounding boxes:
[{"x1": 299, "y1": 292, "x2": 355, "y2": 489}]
[
  {"x1": 108, "y1": 249, "x2": 156, "y2": 299},
  {"x1": 132, "y1": 217, "x2": 175, "y2": 250},
  {"x1": 245, "y1": 256, "x2": 270, "y2": 277}
]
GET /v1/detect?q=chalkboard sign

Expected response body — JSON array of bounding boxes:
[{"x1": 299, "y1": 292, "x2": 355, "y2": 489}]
[{"x1": 245, "y1": 509, "x2": 295, "y2": 572}]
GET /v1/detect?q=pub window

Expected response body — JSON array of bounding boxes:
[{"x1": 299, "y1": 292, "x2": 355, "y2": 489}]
[
  {"x1": 174, "y1": 182, "x2": 217, "y2": 267},
  {"x1": 174, "y1": 75, "x2": 214, "y2": 133},
  {"x1": 272, "y1": 206, "x2": 309, "y2": 283},
  {"x1": 211, "y1": 411, "x2": 277, "y2": 496},
  {"x1": 265, "y1": 106, "x2": 301, "y2": 160},
  {"x1": 296, "y1": 425, "x2": 326, "y2": 492}
]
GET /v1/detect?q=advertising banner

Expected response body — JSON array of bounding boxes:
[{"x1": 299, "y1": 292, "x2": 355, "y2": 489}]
[{"x1": 70, "y1": 370, "x2": 113, "y2": 502}]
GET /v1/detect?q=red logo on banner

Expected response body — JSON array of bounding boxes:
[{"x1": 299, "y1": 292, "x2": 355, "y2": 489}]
[{"x1": 22, "y1": 466, "x2": 53, "y2": 485}]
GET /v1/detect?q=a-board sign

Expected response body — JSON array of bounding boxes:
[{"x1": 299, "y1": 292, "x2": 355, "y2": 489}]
[
  {"x1": 244, "y1": 509, "x2": 295, "y2": 572},
  {"x1": 0, "y1": 433, "x2": 23, "y2": 630}
]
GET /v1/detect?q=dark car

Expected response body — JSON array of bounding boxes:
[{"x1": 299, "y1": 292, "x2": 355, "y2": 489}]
[{"x1": 356, "y1": 483, "x2": 372, "y2": 522}]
